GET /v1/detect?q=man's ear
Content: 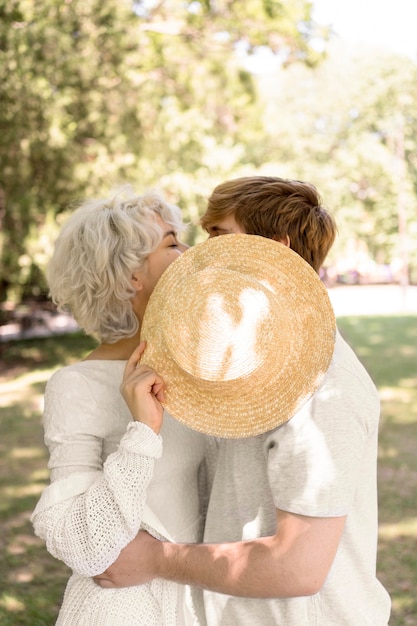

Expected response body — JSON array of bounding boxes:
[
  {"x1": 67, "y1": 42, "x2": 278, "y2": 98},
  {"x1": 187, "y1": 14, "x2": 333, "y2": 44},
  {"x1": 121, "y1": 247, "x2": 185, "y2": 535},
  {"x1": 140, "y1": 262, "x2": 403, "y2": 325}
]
[
  {"x1": 274, "y1": 234, "x2": 290, "y2": 247},
  {"x1": 130, "y1": 270, "x2": 143, "y2": 292}
]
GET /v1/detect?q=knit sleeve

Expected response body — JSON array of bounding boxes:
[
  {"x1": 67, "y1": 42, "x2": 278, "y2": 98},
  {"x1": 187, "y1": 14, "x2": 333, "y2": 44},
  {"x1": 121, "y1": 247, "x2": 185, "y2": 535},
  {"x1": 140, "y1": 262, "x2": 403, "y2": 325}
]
[{"x1": 31, "y1": 368, "x2": 162, "y2": 576}]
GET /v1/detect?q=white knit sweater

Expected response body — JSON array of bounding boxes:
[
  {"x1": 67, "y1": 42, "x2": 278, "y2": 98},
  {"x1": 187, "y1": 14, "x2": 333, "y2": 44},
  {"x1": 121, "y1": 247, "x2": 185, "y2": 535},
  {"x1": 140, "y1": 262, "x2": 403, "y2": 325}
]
[{"x1": 31, "y1": 361, "x2": 208, "y2": 625}]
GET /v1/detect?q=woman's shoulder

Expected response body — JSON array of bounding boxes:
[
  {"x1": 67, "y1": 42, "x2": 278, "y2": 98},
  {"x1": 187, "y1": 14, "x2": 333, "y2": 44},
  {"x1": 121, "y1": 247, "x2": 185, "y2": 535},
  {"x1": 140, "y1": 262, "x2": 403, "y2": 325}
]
[
  {"x1": 43, "y1": 361, "x2": 130, "y2": 430},
  {"x1": 46, "y1": 360, "x2": 126, "y2": 393}
]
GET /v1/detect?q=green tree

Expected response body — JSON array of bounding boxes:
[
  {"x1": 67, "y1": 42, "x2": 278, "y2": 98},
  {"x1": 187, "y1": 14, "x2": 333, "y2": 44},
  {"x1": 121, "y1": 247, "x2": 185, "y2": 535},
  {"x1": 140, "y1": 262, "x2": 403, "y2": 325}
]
[
  {"x1": 253, "y1": 42, "x2": 417, "y2": 278},
  {"x1": 0, "y1": 0, "x2": 319, "y2": 304}
]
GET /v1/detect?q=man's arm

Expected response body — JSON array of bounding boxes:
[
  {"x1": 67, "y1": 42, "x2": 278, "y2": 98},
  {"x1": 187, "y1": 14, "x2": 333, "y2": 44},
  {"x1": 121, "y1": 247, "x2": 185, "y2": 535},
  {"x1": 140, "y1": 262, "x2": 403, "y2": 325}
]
[{"x1": 94, "y1": 508, "x2": 346, "y2": 598}]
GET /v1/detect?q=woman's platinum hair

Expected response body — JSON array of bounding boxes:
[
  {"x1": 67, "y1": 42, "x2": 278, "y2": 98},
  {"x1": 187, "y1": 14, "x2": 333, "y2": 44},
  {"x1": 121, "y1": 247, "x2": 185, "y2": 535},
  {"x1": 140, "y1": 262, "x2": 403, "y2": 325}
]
[{"x1": 47, "y1": 187, "x2": 185, "y2": 343}]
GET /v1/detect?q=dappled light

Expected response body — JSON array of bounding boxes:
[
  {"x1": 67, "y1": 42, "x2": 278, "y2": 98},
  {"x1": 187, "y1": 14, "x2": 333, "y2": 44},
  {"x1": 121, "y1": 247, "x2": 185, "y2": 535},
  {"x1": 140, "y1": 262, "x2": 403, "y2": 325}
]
[
  {"x1": 194, "y1": 288, "x2": 270, "y2": 381},
  {"x1": 30, "y1": 468, "x2": 50, "y2": 482},
  {"x1": 338, "y1": 316, "x2": 417, "y2": 388},
  {"x1": 0, "y1": 377, "x2": 46, "y2": 411},
  {"x1": 0, "y1": 334, "x2": 97, "y2": 624},
  {"x1": 379, "y1": 387, "x2": 416, "y2": 403},
  {"x1": 0, "y1": 594, "x2": 25, "y2": 613},
  {"x1": 9, "y1": 448, "x2": 45, "y2": 461},
  {"x1": 379, "y1": 517, "x2": 417, "y2": 539},
  {"x1": 3, "y1": 483, "x2": 45, "y2": 500},
  {"x1": 169, "y1": 285, "x2": 272, "y2": 384},
  {"x1": 1, "y1": 318, "x2": 416, "y2": 623},
  {"x1": 9, "y1": 569, "x2": 34, "y2": 584},
  {"x1": 1, "y1": 0, "x2": 417, "y2": 621}
]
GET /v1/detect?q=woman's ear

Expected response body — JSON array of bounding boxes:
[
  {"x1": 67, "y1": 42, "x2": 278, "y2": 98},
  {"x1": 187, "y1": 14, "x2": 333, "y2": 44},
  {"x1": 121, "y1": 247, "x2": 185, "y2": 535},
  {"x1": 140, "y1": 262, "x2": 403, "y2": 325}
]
[{"x1": 130, "y1": 270, "x2": 143, "y2": 292}]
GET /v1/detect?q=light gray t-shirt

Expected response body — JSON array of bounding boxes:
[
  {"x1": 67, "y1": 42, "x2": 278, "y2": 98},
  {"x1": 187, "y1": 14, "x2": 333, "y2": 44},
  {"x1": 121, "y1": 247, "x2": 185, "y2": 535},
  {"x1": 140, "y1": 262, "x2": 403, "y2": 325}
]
[{"x1": 203, "y1": 331, "x2": 391, "y2": 625}]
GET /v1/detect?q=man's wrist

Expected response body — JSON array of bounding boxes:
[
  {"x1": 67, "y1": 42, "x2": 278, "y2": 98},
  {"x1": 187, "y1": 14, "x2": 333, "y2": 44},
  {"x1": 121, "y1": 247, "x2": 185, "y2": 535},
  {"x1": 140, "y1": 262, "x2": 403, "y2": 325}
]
[
  {"x1": 156, "y1": 540, "x2": 191, "y2": 585},
  {"x1": 158, "y1": 539, "x2": 176, "y2": 580}
]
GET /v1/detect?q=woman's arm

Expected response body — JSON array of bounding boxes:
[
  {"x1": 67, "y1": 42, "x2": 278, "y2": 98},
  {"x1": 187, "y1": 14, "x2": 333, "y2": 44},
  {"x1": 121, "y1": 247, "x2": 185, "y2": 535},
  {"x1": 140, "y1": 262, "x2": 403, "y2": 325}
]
[{"x1": 31, "y1": 367, "x2": 162, "y2": 577}]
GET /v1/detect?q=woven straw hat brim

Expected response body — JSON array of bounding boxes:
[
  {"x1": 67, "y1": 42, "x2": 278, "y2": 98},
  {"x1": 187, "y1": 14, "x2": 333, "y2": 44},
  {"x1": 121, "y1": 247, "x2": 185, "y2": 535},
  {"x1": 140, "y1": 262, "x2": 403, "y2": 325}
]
[{"x1": 141, "y1": 234, "x2": 336, "y2": 438}]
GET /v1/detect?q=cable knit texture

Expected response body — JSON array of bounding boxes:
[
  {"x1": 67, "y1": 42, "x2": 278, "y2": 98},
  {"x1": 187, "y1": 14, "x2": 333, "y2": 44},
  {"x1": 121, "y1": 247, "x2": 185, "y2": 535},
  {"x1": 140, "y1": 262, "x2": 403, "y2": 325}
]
[{"x1": 31, "y1": 360, "x2": 208, "y2": 626}]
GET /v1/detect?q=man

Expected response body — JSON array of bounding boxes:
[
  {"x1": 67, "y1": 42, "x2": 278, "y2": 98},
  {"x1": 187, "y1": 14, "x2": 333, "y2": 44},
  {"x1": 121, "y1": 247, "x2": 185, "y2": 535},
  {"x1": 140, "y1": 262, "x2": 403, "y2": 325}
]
[{"x1": 95, "y1": 177, "x2": 391, "y2": 625}]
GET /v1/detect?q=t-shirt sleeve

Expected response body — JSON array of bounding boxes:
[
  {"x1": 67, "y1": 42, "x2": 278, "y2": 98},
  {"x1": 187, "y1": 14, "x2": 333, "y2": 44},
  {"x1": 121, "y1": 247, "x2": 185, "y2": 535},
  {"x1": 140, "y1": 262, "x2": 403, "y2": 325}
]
[{"x1": 264, "y1": 362, "x2": 380, "y2": 518}]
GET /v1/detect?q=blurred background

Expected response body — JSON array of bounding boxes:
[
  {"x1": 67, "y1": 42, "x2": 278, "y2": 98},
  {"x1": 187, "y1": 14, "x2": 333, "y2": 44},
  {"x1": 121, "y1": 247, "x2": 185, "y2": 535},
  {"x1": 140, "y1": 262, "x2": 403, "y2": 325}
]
[
  {"x1": 1, "y1": 0, "x2": 417, "y2": 327},
  {"x1": 1, "y1": 1, "x2": 416, "y2": 624}
]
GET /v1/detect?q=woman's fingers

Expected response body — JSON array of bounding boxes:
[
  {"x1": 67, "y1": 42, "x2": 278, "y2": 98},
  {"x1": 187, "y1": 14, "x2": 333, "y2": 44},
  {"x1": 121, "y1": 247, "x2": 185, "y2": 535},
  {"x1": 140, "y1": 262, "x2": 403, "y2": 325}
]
[
  {"x1": 124, "y1": 341, "x2": 147, "y2": 379},
  {"x1": 151, "y1": 379, "x2": 166, "y2": 403},
  {"x1": 120, "y1": 350, "x2": 166, "y2": 433}
]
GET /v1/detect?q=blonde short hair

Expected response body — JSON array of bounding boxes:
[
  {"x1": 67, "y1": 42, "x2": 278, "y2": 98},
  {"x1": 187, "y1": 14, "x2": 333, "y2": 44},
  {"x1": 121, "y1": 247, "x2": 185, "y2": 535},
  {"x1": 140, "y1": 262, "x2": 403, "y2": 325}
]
[{"x1": 47, "y1": 188, "x2": 184, "y2": 343}]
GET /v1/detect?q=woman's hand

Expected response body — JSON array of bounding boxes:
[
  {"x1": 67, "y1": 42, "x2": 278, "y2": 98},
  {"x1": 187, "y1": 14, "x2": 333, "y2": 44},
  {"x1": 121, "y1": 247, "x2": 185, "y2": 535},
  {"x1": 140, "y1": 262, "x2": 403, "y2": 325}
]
[{"x1": 121, "y1": 342, "x2": 166, "y2": 434}]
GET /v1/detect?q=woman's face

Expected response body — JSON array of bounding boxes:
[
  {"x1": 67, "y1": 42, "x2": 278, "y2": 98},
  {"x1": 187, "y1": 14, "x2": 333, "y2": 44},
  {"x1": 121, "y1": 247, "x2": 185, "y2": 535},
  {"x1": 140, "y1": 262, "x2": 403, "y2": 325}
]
[{"x1": 135, "y1": 216, "x2": 188, "y2": 305}]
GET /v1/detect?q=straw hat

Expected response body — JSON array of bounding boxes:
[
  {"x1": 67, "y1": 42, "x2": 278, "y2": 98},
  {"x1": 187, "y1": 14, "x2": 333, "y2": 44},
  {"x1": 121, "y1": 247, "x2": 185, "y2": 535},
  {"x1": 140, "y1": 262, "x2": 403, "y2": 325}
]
[{"x1": 140, "y1": 234, "x2": 336, "y2": 438}]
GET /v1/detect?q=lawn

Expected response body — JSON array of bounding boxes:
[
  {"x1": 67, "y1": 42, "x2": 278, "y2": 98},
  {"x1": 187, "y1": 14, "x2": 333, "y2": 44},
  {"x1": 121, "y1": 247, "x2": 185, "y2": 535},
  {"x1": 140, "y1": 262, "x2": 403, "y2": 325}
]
[{"x1": 0, "y1": 316, "x2": 416, "y2": 625}]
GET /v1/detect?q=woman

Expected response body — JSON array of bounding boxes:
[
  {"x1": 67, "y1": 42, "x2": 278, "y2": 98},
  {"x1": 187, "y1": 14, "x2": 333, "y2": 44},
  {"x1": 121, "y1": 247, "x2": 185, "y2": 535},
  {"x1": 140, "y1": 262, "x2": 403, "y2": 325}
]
[{"x1": 31, "y1": 188, "x2": 208, "y2": 625}]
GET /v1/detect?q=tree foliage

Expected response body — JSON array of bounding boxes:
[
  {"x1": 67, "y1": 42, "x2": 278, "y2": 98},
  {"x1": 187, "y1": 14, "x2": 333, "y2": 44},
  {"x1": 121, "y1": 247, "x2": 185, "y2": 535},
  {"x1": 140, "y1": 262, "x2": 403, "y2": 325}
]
[
  {"x1": 0, "y1": 0, "x2": 319, "y2": 302},
  {"x1": 1, "y1": 0, "x2": 417, "y2": 304},
  {"x1": 254, "y1": 43, "x2": 417, "y2": 279}
]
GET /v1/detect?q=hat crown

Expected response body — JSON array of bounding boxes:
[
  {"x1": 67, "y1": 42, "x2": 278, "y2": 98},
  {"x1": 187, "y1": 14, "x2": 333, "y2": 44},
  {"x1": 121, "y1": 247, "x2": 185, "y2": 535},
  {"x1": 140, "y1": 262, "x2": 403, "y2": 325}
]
[{"x1": 164, "y1": 268, "x2": 277, "y2": 383}]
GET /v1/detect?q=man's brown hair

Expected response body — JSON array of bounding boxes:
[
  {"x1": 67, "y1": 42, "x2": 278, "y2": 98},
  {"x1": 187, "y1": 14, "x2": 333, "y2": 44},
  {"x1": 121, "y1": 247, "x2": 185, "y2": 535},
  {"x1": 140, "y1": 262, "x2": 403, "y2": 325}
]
[{"x1": 201, "y1": 176, "x2": 337, "y2": 272}]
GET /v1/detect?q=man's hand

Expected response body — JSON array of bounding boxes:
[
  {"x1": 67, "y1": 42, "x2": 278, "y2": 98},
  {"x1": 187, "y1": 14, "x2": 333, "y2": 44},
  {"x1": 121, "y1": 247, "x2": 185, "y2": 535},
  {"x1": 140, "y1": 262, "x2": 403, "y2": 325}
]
[
  {"x1": 94, "y1": 531, "x2": 162, "y2": 588},
  {"x1": 121, "y1": 342, "x2": 166, "y2": 434}
]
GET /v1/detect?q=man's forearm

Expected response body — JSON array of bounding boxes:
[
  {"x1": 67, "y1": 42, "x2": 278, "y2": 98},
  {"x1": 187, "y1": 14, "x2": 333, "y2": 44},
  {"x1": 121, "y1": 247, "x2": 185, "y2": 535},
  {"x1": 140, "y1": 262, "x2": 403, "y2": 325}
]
[
  {"x1": 157, "y1": 536, "x2": 317, "y2": 598},
  {"x1": 154, "y1": 512, "x2": 345, "y2": 598},
  {"x1": 95, "y1": 512, "x2": 345, "y2": 597}
]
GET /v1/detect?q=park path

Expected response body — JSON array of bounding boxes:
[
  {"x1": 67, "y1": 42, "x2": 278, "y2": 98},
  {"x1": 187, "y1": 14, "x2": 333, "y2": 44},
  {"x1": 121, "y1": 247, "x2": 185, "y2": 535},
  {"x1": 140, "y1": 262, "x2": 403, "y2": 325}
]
[{"x1": 328, "y1": 284, "x2": 417, "y2": 317}]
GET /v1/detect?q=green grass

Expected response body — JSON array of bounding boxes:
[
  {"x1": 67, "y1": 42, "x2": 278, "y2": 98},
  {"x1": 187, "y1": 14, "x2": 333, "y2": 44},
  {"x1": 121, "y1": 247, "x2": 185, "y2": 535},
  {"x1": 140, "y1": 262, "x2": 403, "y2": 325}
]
[
  {"x1": 0, "y1": 332, "x2": 97, "y2": 625},
  {"x1": 338, "y1": 316, "x2": 417, "y2": 626},
  {"x1": 1, "y1": 318, "x2": 417, "y2": 625}
]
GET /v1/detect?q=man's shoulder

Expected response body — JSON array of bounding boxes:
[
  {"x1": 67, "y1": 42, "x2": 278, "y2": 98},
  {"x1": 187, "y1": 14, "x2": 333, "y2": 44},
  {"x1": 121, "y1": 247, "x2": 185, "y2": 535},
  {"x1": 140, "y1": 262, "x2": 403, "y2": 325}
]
[{"x1": 329, "y1": 330, "x2": 378, "y2": 398}]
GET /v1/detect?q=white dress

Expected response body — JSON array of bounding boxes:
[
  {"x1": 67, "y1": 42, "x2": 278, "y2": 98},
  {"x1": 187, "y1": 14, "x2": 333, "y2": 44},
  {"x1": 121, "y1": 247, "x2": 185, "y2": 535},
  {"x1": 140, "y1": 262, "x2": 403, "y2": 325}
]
[{"x1": 31, "y1": 361, "x2": 208, "y2": 626}]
